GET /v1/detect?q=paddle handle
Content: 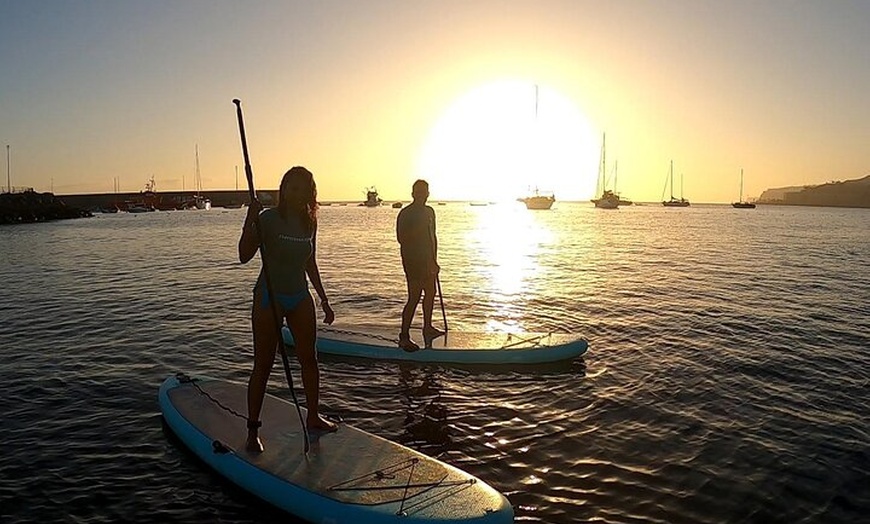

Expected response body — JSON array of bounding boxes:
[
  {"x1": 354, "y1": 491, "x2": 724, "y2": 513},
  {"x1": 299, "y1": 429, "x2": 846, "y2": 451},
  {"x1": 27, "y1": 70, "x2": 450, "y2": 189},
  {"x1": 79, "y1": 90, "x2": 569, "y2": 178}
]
[{"x1": 233, "y1": 99, "x2": 258, "y2": 204}]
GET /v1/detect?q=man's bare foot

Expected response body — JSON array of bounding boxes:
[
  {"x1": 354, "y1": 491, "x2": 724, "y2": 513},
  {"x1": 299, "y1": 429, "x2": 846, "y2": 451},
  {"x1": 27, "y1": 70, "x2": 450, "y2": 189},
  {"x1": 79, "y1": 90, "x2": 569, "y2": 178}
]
[
  {"x1": 423, "y1": 326, "x2": 445, "y2": 340},
  {"x1": 307, "y1": 415, "x2": 338, "y2": 434},
  {"x1": 398, "y1": 334, "x2": 420, "y2": 352},
  {"x1": 245, "y1": 432, "x2": 264, "y2": 453}
]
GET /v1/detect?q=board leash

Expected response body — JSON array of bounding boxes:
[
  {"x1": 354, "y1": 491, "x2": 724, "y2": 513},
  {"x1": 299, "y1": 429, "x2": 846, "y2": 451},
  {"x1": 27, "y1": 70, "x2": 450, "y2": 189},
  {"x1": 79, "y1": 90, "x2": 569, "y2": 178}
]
[
  {"x1": 176, "y1": 372, "x2": 247, "y2": 421},
  {"x1": 319, "y1": 326, "x2": 399, "y2": 345}
]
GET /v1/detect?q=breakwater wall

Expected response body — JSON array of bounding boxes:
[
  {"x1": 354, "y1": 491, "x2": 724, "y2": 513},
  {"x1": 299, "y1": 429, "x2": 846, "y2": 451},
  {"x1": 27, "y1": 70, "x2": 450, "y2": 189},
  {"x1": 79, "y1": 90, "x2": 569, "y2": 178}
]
[{"x1": 53, "y1": 190, "x2": 279, "y2": 211}]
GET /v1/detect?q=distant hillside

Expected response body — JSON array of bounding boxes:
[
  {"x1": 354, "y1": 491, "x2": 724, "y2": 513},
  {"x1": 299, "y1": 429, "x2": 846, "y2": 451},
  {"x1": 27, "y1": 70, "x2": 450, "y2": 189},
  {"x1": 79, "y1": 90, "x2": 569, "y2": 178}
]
[
  {"x1": 757, "y1": 185, "x2": 809, "y2": 202},
  {"x1": 758, "y1": 175, "x2": 870, "y2": 208}
]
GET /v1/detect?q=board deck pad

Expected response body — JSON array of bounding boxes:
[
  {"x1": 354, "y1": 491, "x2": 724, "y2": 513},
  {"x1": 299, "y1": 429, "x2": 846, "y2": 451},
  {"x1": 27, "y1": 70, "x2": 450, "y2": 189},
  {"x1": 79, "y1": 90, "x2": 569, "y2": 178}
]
[
  {"x1": 160, "y1": 375, "x2": 513, "y2": 522},
  {"x1": 282, "y1": 325, "x2": 588, "y2": 364}
]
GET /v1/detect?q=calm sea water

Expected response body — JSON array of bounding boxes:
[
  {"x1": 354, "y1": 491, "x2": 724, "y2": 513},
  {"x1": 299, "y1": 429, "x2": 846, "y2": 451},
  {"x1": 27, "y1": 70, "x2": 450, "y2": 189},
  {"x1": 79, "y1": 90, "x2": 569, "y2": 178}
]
[{"x1": 1, "y1": 202, "x2": 868, "y2": 524}]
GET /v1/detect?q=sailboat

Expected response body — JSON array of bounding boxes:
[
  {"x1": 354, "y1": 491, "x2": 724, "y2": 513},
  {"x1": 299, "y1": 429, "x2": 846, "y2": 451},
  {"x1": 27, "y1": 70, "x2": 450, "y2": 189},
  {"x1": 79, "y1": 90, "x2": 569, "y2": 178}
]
[
  {"x1": 662, "y1": 160, "x2": 690, "y2": 207},
  {"x1": 519, "y1": 85, "x2": 555, "y2": 210},
  {"x1": 193, "y1": 144, "x2": 211, "y2": 210},
  {"x1": 732, "y1": 168, "x2": 756, "y2": 209},
  {"x1": 591, "y1": 133, "x2": 619, "y2": 209}
]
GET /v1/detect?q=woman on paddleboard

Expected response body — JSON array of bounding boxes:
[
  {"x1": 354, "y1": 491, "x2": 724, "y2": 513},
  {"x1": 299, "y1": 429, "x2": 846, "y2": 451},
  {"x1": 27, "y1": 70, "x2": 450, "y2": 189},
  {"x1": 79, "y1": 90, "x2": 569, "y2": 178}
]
[{"x1": 238, "y1": 166, "x2": 336, "y2": 452}]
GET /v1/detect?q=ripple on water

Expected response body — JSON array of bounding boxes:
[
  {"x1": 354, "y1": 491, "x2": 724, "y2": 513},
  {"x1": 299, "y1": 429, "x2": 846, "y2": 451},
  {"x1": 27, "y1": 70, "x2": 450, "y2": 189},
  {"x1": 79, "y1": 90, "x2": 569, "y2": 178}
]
[{"x1": 0, "y1": 206, "x2": 868, "y2": 523}]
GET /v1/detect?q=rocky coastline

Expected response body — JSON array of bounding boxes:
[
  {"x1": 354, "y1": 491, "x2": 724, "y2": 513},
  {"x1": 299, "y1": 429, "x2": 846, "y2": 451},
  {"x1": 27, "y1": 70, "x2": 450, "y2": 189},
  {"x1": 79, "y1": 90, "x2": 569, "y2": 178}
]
[
  {"x1": 757, "y1": 175, "x2": 870, "y2": 208},
  {"x1": 0, "y1": 190, "x2": 93, "y2": 225}
]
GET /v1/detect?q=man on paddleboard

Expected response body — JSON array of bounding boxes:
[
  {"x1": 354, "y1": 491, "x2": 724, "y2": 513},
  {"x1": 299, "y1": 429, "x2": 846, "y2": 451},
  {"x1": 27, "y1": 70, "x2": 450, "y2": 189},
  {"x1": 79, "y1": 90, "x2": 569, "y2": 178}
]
[{"x1": 396, "y1": 179, "x2": 444, "y2": 351}]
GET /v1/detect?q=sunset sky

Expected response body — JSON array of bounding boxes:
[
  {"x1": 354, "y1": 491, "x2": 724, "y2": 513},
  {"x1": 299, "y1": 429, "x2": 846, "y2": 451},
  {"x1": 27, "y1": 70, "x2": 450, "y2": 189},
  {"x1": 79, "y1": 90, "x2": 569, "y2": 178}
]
[{"x1": 1, "y1": 1, "x2": 868, "y2": 203}]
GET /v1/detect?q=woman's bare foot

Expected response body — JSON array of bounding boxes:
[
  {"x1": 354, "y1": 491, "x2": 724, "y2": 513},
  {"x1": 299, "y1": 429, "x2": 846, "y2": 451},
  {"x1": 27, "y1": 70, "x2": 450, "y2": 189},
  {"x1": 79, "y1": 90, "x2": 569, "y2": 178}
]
[
  {"x1": 307, "y1": 414, "x2": 338, "y2": 434},
  {"x1": 398, "y1": 334, "x2": 420, "y2": 352},
  {"x1": 246, "y1": 431, "x2": 264, "y2": 453}
]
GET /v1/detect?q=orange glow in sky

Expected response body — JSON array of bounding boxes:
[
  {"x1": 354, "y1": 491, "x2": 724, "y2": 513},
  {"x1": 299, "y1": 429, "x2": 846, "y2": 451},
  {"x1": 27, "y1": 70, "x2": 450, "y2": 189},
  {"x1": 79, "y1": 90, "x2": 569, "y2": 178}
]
[{"x1": 1, "y1": 1, "x2": 868, "y2": 203}]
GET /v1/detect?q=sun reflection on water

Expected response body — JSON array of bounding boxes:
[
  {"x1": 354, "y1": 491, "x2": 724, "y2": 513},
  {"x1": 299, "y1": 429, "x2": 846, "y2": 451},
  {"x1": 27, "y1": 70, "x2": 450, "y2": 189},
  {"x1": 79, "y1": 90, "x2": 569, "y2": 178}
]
[{"x1": 465, "y1": 203, "x2": 555, "y2": 332}]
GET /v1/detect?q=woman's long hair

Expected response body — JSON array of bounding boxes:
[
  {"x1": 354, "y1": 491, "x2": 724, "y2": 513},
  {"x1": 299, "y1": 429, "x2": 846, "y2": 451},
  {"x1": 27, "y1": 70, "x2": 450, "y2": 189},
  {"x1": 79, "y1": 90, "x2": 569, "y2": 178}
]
[{"x1": 277, "y1": 166, "x2": 318, "y2": 233}]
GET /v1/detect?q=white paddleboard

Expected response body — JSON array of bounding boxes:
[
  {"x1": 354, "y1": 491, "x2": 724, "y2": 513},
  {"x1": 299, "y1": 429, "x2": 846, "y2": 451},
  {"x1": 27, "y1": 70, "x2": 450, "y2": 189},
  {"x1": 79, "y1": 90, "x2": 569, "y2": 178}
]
[
  {"x1": 283, "y1": 325, "x2": 588, "y2": 364},
  {"x1": 159, "y1": 373, "x2": 514, "y2": 523}
]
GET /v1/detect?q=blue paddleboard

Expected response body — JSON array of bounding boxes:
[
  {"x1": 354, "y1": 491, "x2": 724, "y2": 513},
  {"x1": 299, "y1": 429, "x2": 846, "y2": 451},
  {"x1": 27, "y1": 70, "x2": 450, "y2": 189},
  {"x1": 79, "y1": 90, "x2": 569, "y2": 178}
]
[
  {"x1": 283, "y1": 325, "x2": 588, "y2": 364},
  {"x1": 159, "y1": 373, "x2": 514, "y2": 523}
]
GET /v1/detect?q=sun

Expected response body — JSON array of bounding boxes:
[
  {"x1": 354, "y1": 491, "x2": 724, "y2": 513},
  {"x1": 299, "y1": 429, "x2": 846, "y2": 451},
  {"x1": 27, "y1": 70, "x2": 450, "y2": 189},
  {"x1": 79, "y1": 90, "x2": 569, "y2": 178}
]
[{"x1": 415, "y1": 80, "x2": 598, "y2": 202}]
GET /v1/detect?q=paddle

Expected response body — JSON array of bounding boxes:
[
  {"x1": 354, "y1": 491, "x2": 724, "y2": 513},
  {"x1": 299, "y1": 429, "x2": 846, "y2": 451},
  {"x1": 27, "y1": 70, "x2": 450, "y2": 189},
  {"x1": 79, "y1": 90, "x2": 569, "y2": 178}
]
[
  {"x1": 233, "y1": 99, "x2": 309, "y2": 454},
  {"x1": 427, "y1": 196, "x2": 448, "y2": 336},
  {"x1": 436, "y1": 274, "x2": 448, "y2": 334},
  {"x1": 428, "y1": 201, "x2": 448, "y2": 336}
]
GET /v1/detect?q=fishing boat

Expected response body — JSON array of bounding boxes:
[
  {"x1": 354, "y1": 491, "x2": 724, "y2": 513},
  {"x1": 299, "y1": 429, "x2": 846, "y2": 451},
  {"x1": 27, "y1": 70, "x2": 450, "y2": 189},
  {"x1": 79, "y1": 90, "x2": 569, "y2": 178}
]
[
  {"x1": 662, "y1": 160, "x2": 690, "y2": 207},
  {"x1": 125, "y1": 176, "x2": 158, "y2": 212},
  {"x1": 591, "y1": 133, "x2": 619, "y2": 209},
  {"x1": 520, "y1": 188, "x2": 555, "y2": 210},
  {"x1": 361, "y1": 187, "x2": 382, "y2": 207},
  {"x1": 391, "y1": 201, "x2": 402, "y2": 208},
  {"x1": 732, "y1": 168, "x2": 756, "y2": 209}
]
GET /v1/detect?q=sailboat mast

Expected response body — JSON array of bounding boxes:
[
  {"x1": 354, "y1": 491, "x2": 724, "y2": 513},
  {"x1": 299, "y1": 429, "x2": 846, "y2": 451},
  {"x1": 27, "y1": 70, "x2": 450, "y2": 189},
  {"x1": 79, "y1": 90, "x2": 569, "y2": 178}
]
[
  {"x1": 670, "y1": 160, "x2": 674, "y2": 200},
  {"x1": 680, "y1": 171, "x2": 684, "y2": 200},
  {"x1": 740, "y1": 168, "x2": 744, "y2": 201},
  {"x1": 614, "y1": 160, "x2": 618, "y2": 193},
  {"x1": 195, "y1": 144, "x2": 201, "y2": 195},
  {"x1": 595, "y1": 133, "x2": 604, "y2": 195},
  {"x1": 534, "y1": 84, "x2": 539, "y2": 120}
]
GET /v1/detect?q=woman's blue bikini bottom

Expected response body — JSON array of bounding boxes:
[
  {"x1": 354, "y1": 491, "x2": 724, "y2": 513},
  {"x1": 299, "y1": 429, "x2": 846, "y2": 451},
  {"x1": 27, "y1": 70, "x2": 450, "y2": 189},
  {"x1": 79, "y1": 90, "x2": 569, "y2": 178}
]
[{"x1": 260, "y1": 285, "x2": 309, "y2": 312}]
